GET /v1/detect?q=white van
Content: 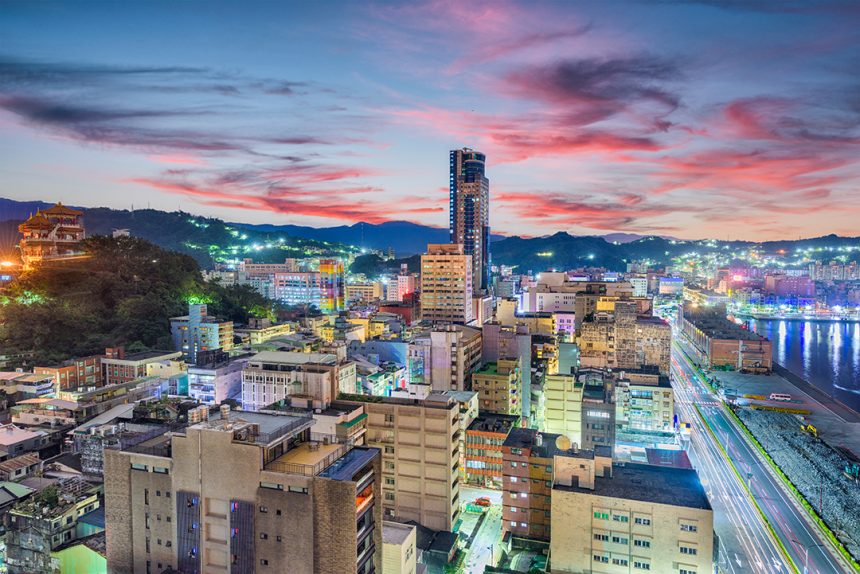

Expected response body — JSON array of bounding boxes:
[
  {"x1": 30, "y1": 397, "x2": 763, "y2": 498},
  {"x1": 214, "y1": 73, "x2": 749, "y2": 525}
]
[{"x1": 769, "y1": 393, "x2": 792, "y2": 402}]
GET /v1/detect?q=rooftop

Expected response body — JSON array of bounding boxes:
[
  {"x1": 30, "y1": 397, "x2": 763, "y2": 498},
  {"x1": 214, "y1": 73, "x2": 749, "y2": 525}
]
[
  {"x1": 555, "y1": 462, "x2": 711, "y2": 510},
  {"x1": 248, "y1": 350, "x2": 338, "y2": 366},
  {"x1": 104, "y1": 350, "x2": 181, "y2": 362},
  {"x1": 682, "y1": 304, "x2": 769, "y2": 342},
  {"x1": 382, "y1": 521, "x2": 416, "y2": 546},
  {"x1": 467, "y1": 413, "x2": 520, "y2": 434},
  {"x1": 0, "y1": 424, "x2": 45, "y2": 446}
]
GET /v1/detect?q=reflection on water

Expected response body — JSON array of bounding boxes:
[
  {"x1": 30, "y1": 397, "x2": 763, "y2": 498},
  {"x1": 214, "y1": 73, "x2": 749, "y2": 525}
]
[{"x1": 753, "y1": 319, "x2": 860, "y2": 413}]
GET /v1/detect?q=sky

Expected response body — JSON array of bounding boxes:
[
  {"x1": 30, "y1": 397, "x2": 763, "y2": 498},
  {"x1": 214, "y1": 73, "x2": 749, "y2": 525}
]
[{"x1": 1, "y1": 0, "x2": 859, "y2": 240}]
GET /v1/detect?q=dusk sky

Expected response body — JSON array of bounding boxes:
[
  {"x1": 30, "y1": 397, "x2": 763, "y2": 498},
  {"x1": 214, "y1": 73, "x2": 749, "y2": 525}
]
[{"x1": 2, "y1": 0, "x2": 860, "y2": 240}]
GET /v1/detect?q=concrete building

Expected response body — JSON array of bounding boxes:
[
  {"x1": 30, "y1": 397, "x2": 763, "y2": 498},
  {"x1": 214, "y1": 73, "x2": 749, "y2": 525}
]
[
  {"x1": 471, "y1": 359, "x2": 522, "y2": 416},
  {"x1": 449, "y1": 148, "x2": 490, "y2": 293},
  {"x1": 580, "y1": 369, "x2": 616, "y2": 454},
  {"x1": 382, "y1": 521, "x2": 418, "y2": 574},
  {"x1": 187, "y1": 352, "x2": 249, "y2": 405},
  {"x1": 241, "y1": 351, "x2": 357, "y2": 411},
  {"x1": 6, "y1": 478, "x2": 101, "y2": 574},
  {"x1": 100, "y1": 348, "x2": 183, "y2": 387},
  {"x1": 410, "y1": 325, "x2": 482, "y2": 393},
  {"x1": 104, "y1": 408, "x2": 382, "y2": 574},
  {"x1": 658, "y1": 276, "x2": 685, "y2": 296},
  {"x1": 170, "y1": 303, "x2": 234, "y2": 364},
  {"x1": 551, "y1": 460, "x2": 714, "y2": 574},
  {"x1": 464, "y1": 413, "x2": 518, "y2": 488},
  {"x1": 420, "y1": 243, "x2": 473, "y2": 324},
  {"x1": 614, "y1": 367, "x2": 675, "y2": 439},
  {"x1": 396, "y1": 272, "x2": 417, "y2": 303},
  {"x1": 346, "y1": 282, "x2": 385, "y2": 304},
  {"x1": 441, "y1": 390, "x2": 478, "y2": 482},
  {"x1": 544, "y1": 374, "x2": 583, "y2": 446},
  {"x1": 579, "y1": 303, "x2": 671, "y2": 375},
  {"x1": 573, "y1": 282, "x2": 636, "y2": 333},
  {"x1": 339, "y1": 393, "x2": 461, "y2": 532},
  {"x1": 234, "y1": 318, "x2": 295, "y2": 346},
  {"x1": 677, "y1": 304, "x2": 772, "y2": 372},
  {"x1": 34, "y1": 354, "x2": 102, "y2": 391}
]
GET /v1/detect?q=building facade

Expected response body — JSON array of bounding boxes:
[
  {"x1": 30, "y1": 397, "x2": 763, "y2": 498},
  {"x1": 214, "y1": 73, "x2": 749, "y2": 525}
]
[
  {"x1": 17, "y1": 202, "x2": 86, "y2": 270},
  {"x1": 449, "y1": 148, "x2": 490, "y2": 293},
  {"x1": 471, "y1": 359, "x2": 522, "y2": 416},
  {"x1": 342, "y1": 393, "x2": 461, "y2": 532},
  {"x1": 104, "y1": 409, "x2": 382, "y2": 574},
  {"x1": 169, "y1": 304, "x2": 234, "y2": 364},
  {"x1": 420, "y1": 244, "x2": 473, "y2": 324}
]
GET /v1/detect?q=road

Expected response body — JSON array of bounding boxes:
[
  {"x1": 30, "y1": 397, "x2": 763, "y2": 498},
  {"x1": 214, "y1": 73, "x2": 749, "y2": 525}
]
[{"x1": 672, "y1": 337, "x2": 849, "y2": 574}]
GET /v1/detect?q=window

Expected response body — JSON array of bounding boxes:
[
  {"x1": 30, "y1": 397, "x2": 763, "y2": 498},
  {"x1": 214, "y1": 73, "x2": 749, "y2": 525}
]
[
  {"x1": 612, "y1": 558, "x2": 629, "y2": 567},
  {"x1": 144, "y1": 489, "x2": 149, "y2": 505},
  {"x1": 634, "y1": 539, "x2": 651, "y2": 548},
  {"x1": 259, "y1": 506, "x2": 268, "y2": 513},
  {"x1": 260, "y1": 533, "x2": 268, "y2": 540},
  {"x1": 593, "y1": 511, "x2": 609, "y2": 520},
  {"x1": 510, "y1": 477, "x2": 517, "y2": 483},
  {"x1": 287, "y1": 486, "x2": 307, "y2": 494},
  {"x1": 680, "y1": 570, "x2": 696, "y2": 574},
  {"x1": 680, "y1": 523, "x2": 698, "y2": 533},
  {"x1": 520, "y1": 522, "x2": 527, "y2": 527},
  {"x1": 384, "y1": 446, "x2": 394, "y2": 454},
  {"x1": 634, "y1": 561, "x2": 650, "y2": 570},
  {"x1": 593, "y1": 554, "x2": 609, "y2": 564},
  {"x1": 276, "y1": 536, "x2": 282, "y2": 542},
  {"x1": 260, "y1": 559, "x2": 269, "y2": 566},
  {"x1": 634, "y1": 517, "x2": 651, "y2": 526},
  {"x1": 611, "y1": 535, "x2": 628, "y2": 545},
  {"x1": 612, "y1": 514, "x2": 629, "y2": 523},
  {"x1": 593, "y1": 533, "x2": 609, "y2": 541},
  {"x1": 510, "y1": 521, "x2": 517, "y2": 527},
  {"x1": 680, "y1": 546, "x2": 698, "y2": 556},
  {"x1": 132, "y1": 463, "x2": 149, "y2": 472},
  {"x1": 260, "y1": 482, "x2": 283, "y2": 490},
  {"x1": 511, "y1": 507, "x2": 517, "y2": 513}
]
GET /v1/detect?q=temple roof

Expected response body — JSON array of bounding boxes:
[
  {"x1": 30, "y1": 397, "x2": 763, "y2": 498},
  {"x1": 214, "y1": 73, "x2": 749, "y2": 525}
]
[
  {"x1": 18, "y1": 211, "x2": 53, "y2": 230},
  {"x1": 42, "y1": 202, "x2": 83, "y2": 216}
]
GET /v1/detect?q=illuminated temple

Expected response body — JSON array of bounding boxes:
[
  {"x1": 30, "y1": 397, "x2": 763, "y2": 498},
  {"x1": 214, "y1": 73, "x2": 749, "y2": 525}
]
[{"x1": 18, "y1": 202, "x2": 86, "y2": 270}]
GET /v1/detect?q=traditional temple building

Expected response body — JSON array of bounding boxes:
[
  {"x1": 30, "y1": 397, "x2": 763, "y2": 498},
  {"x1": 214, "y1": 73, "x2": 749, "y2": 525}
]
[{"x1": 18, "y1": 203, "x2": 86, "y2": 270}]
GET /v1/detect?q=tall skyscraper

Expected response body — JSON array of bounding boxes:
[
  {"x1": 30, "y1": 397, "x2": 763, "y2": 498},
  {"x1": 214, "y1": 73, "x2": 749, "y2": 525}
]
[{"x1": 449, "y1": 148, "x2": 490, "y2": 293}]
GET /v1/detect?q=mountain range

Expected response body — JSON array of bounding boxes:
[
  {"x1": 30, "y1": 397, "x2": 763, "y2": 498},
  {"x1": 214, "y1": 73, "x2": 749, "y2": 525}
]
[{"x1": 2, "y1": 197, "x2": 859, "y2": 271}]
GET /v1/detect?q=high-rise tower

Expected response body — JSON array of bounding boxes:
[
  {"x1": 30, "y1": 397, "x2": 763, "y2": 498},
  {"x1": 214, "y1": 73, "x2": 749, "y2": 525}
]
[{"x1": 449, "y1": 148, "x2": 490, "y2": 293}]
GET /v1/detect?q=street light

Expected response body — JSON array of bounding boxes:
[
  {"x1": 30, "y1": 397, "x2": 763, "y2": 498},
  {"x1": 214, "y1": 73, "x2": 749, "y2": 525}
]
[{"x1": 790, "y1": 539, "x2": 828, "y2": 574}]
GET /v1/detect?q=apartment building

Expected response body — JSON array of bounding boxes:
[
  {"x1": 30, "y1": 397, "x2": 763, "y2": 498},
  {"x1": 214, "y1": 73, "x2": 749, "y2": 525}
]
[
  {"x1": 615, "y1": 367, "x2": 675, "y2": 439},
  {"x1": 104, "y1": 408, "x2": 382, "y2": 574},
  {"x1": 410, "y1": 325, "x2": 482, "y2": 393},
  {"x1": 420, "y1": 244, "x2": 473, "y2": 324},
  {"x1": 101, "y1": 348, "x2": 183, "y2": 387},
  {"x1": 346, "y1": 282, "x2": 385, "y2": 304},
  {"x1": 339, "y1": 393, "x2": 461, "y2": 532},
  {"x1": 501, "y1": 429, "x2": 561, "y2": 541},
  {"x1": 169, "y1": 303, "x2": 234, "y2": 364},
  {"x1": 33, "y1": 354, "x2": 102, "y2": 391},
  {"x1": 241, "y1": 351, "x2": 357, "y2": 411},
  {"x1": 471, "y1": 359, "x2": 522, "y2": 416},
  {"x1": 543, "y1": 373, "x2": 583, "y2": 446},
  {"x1": 551, "y1": 460, "x2": 714, "y2": 574},
  {"x1": 579, "y1": 303, "x2": 671, "y2": 375},
  {"x1": 464, "y1": 413, "x2": 518, "y2": 488}
]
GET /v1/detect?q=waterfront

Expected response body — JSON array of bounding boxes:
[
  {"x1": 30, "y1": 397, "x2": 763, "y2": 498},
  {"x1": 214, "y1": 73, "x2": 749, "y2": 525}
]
[{"x1": 750, "y1": 319, "x2": 860, "y2": 413}]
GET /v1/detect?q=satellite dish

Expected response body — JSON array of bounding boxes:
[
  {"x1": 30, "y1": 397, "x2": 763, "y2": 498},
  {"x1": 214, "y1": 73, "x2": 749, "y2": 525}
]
[{"x1": 555, "y1": 435, "x2": 572, "y2": 451}]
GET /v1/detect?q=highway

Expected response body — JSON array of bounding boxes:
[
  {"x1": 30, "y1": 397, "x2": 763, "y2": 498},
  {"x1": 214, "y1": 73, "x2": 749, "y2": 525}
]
[{"x1": 672, "y1": 338, "x2": 850, "y2": 574}]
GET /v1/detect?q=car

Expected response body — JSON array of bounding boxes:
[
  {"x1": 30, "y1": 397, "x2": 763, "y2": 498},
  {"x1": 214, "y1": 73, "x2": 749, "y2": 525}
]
[{"x1": 475, "y1": 497, "x2": 491, "y2": 507}]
